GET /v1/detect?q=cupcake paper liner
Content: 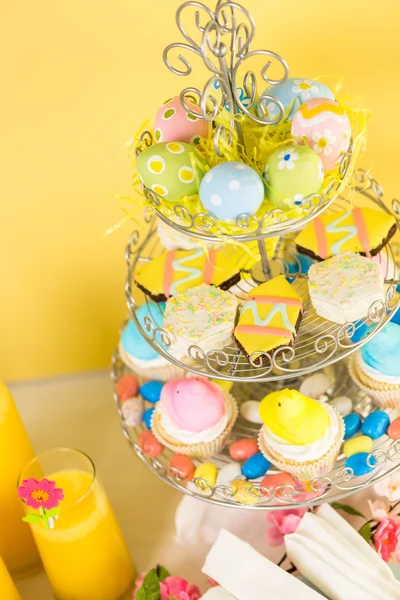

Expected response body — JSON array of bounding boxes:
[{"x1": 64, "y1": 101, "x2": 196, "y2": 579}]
[
  {"x1": 349, "y1": 354, "x2": 400, "y2": 409},
  {"x1": 119, "y1": 343, "x2": 187, "y2": 382},
  {"x1": 257, "y1": 408, "x2": 345, "y2": 482},
  {"x1": 151, "y1": 391, "x2": 238, "y2": 460}
]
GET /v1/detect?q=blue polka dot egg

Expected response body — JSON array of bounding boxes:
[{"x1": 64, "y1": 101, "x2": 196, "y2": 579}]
[
  {"x1": 199, "y1": 162, "x2": 265, "y2": 222},
  {"x1": 259, "y1": 78, "x2": 334, "y2": 121}
]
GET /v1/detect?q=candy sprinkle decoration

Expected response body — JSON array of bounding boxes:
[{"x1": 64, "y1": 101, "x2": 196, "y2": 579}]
[{"x1": 18, "y1": 477, "x2": 64, "y2": 530}]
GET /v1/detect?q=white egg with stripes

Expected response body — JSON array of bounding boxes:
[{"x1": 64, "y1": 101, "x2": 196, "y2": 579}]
[{"x1": 199, "y1": 161, "x2": 265, "y2": 221}]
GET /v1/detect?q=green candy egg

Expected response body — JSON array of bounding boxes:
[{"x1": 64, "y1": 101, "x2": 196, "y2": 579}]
[
  {"x1": 264, "y1": 145, "x2": 324, "y2": 211},
  {"x1": 136, "y1": 141, "x2": 207, "y2": 202}
]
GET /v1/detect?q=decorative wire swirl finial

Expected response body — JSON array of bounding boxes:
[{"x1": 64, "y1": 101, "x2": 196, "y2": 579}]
[{"x1": 163, "y1": 0, "x2": 289, "y2": 155}]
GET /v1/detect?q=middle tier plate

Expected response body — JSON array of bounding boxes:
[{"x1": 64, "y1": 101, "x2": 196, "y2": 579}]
[{"x1": 125, "y1": 183, "x2": 399, "y2": 383}]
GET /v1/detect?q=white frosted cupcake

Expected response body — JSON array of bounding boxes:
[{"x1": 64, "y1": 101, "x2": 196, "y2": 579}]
[
  {"x1": 151, "y1": 378, "x2": 238, "y2": 459},
  {"x1": 119, "y1": 302, "x2": 186, "y2": 382},
  {"x1": 163, "y1": 284, "x2": 239, "y2": 360},
  {"x1": 258, "y1": 389, "x2": 344, "y2": 482}
]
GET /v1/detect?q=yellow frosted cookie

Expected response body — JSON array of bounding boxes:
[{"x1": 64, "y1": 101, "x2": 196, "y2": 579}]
[
  {"x1": 134, "y1": 246, "x2": 252, "y2": 302},
  {"x1": 234, "y1": 275, "x2": 303, "y2": 359},
  {"x1": 259, "y1": 389, "x2": 330, "y2": 445},
  {"x1": 295, "y1": 207, "x2": 396, "y2": 261}
]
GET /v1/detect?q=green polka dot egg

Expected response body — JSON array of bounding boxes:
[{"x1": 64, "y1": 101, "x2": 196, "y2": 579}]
[
  {"x1": 264, "y1": 145, "x2": 324, "y2": 211},
  {"x1": 136, "y1": 142, "x2": 207, "y2": 202}
]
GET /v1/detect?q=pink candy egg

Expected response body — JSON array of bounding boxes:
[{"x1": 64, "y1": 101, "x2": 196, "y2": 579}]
[
  {"x1": 229, "y1": 438, "x2": 259, "y2": 461},
  {"x1": 138, "y1": 430, "x2": 164, "y2": 456},
  {"x1": 291, "y1": 98, "x2": 351, "y2": 172},
  {"x1": 388, "y1": 417, "x2": 400, "y2": 440},
  {"x1": 154, "y1": 97, "x2": 208, "y2": 145},
  {"x1": 116, "y1": 374, "x2": 139, "y2": 402},
  {"x1": 260, "y1": 472, "x2": 296, "y2": 497},
  {"x1": 169, "y1": 454, "x2": 196, "y2": 481}
]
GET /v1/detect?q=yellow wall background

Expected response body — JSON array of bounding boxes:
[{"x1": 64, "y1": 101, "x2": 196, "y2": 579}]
[{"x1": 1, "y1": 0, "x2": 399, "y2": 381}]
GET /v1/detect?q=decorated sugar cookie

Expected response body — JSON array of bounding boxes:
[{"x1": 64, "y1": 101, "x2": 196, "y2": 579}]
[
  {"x1": 234, "y1": 275, "x2": 303, "y2": 360},
  {"x1": 154, "y1": 96, "x2": 208, "y2": 145},
  {"x1": 136, "y1": 142, "x2": 207, "y2": 202},
  {"x1": 134, "y1": 246, "x2": 247, "y2": 302},
  {"x1": 291, "y1": 98, "x2": 351, "y2": 172},
  {"x1": 295, "y1": 207, "x2": 397, "y2": 261}
]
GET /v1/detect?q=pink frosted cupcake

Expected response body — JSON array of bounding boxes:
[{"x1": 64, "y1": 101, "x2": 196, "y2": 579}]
[{"x1": 151, "y1": 378, "x2": 238, "y2": 459}]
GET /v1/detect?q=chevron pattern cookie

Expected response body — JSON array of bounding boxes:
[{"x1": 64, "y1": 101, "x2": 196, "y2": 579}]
[{"x1": 234, "y1": 275, "x2": 303, "y2": 359}]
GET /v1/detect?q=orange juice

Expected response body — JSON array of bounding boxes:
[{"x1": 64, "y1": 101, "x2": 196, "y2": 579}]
[
  {"x1": 0, "y1": 554, "x2": 21, "y2": 600},
  {"x1": 21, "y1": 451, "x2": 134, "y2": 600},
  {"x1": 0, "y1": 382, "x2": 40, "y2": 576}
]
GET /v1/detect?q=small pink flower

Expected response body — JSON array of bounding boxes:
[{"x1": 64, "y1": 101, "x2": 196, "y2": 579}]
[
  {"x1": 265, "y1": 508, "x2": 306, "y2": 546},
  {"x1": 374, "y1": 472, "x2": 400, "y2": 503},
  {"x1": 134, "y1": 575, "x2": 201, "y2": 600},
  {"x1": 374, "y1": 518, "x2": 400, "y2": 562},
  {"x1": 368, "y1": 499, "x2": 390, "y2": 521},
  {"x1": 18, "y1": 478, "x2": 64, "y2": 510}
]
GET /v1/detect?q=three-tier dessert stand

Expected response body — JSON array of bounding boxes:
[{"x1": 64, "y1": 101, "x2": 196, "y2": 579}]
[{"x1": 112, "y1": 0, "x2": 400, "y2": 510}]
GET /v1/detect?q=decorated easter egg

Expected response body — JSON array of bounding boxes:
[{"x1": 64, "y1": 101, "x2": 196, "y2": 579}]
[
  {"x1": 199, "y1": 162, "x2": 265, "y2": 222},
  {"x1": 388, "y1": 417, "x2": 400, "y2": 440},
  {"x1": 240, "y1": 400, "x2": 263, "y2": 424},
  {"x1": 264, "y1": 145, "x2": 324, "y2": 211},
  {"x1": 260, "y1": 472, "x2": 296, "y2": 498},
  {"x1": 138, "y1": 430, "x2": 164, "y2": 456},
  {"x1": 194, "y1": 462, "x2": 218, "y2": 491},
  {"x1": 343, "y1": 435, "x2": 373, "y2": 458},
  {"x1": 345, "y1": 452, "x2": 376, "y2": 477},
  {"x1": 121, "y1": 396, "x2": 143, "y2": 428},
  {"x1": 140, "y1": 381, "x2": 163, "y2": 403},
  {"x1": 217, "y1": 462, "x2": 242, "y2": 486},
  {"x1": 330, "y1": 396, "x2": 353, "y2": 417},
  {"x1": 168, "y1": 454, "x2": 196, "y2": 481},
  {"x1": 241, "y1": 453, "x2": 271, "y2": 479},
  {"x1": 362, "y1": 411, "x2": 390, "y2": 440},
  {"x1": 291, "y1": 98, "x2": 351, "y2": 172},
  {"x1": 136, "y1": 142, "x2": 206, "y2": 202},
  {"x1": 229, "y1": 438, "x2": 259, "y2": 461},
  {"x1": 343, "y1": 413, "x2": 362, "y2": 440},
  {"x1": 116, "y1": 374, "x2": 139, "y2": 402},
  {"x1": 259, "y1": 78, "x2": 334, "y2": 121},
  {"x1": 143, "y1": 407, "x2": 155, "y2": 429},
  {"x1": 154, "y1": 96, "x2": 208, "y2": 145}
]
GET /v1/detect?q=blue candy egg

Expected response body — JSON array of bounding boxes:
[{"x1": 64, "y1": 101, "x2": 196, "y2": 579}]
[
  {"x1": 343, "y1": 413, "x2": 362, "y2": 440},
  {"x1": 362, "y1": 411, "x2": 390, "y2": 440},
  {"x1": 140, "y1": 381, "x2": 163, "y2": 404},
  {"x1": 345, "y1": 452, "x2": 377, "y2": 477},
  {"x1": 143, "y1": 407, "x2": 155, "y2": 429},
  {"x1": 121, "y1": 302, "x2": 166, "y2": 361},
  {"x1": 199, "y1": 162, "x2": 265, "y2": 222},
  {"x1": 259, "y1": 78, "x2": 334, "y2": 121},
  {"x1": 241, "y1": 452, "x2": 271, "y2": 479}
]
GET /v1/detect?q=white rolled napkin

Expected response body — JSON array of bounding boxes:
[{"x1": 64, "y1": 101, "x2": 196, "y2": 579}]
[
  {"x1": 201, "y1": 587, "x2": 238, "y2": 600},
  {"x1": 285, "y1": 506, "x2": 400, "y2": 600},
  {"x1": 202, "y1": 529, "x2": 324, "y2": 600}
]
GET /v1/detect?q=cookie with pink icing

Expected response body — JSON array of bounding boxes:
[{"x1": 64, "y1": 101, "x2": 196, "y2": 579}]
[
  {"x1": 151, "y1": 378, "x2": 238, "y2": 459},
  {"x1": 154, "y1": 97, "x2": 209, "y2": 145}
]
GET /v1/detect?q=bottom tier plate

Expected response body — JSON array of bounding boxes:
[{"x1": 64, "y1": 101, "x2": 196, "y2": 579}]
[{"x1": 111, "y1": 351, "x2": 400, "y2": 510}]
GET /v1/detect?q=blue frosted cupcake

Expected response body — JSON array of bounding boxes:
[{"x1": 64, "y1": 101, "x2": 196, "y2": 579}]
[
  {"x1": 349, "y1": 322, "x2": 400, "y2": 407},
  {"x1": 119, "y1": 302, "x2": 186, "y2": 381}
]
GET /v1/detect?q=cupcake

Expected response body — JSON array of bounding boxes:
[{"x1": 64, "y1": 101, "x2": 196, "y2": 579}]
[
  {"x1": 151, "y1": 378, "x2": 238, "y2": 459},
  {"x1": 258, "y1": 389, "x2": 344, "y2": 481},
  {"x1": 119, "y1": 302, "x2": 186, "y2": 381},
  {"x1": 349, "y1": 322, "x2": 400, "y2": 408}
]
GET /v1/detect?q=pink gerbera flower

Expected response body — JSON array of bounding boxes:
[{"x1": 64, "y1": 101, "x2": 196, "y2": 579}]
[{"x1": 18, "y1": 478, "x2": 64, "y2": 510}]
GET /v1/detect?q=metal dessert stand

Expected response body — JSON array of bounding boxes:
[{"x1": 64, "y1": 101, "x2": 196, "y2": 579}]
[{"x1": 113, "y1": 0, "x2": 400, "y2": 510}]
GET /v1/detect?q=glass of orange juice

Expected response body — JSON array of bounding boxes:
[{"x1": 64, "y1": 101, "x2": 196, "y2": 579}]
[
  {"x1": 0, "y1": 554, "x2": 21, "y2": 600},
  {"x1": 18, "y1": 448, "x2": 135, "y2": 600},
  {"x1": 0, "y1": 381, "x2": 40, "y2": 577}
]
